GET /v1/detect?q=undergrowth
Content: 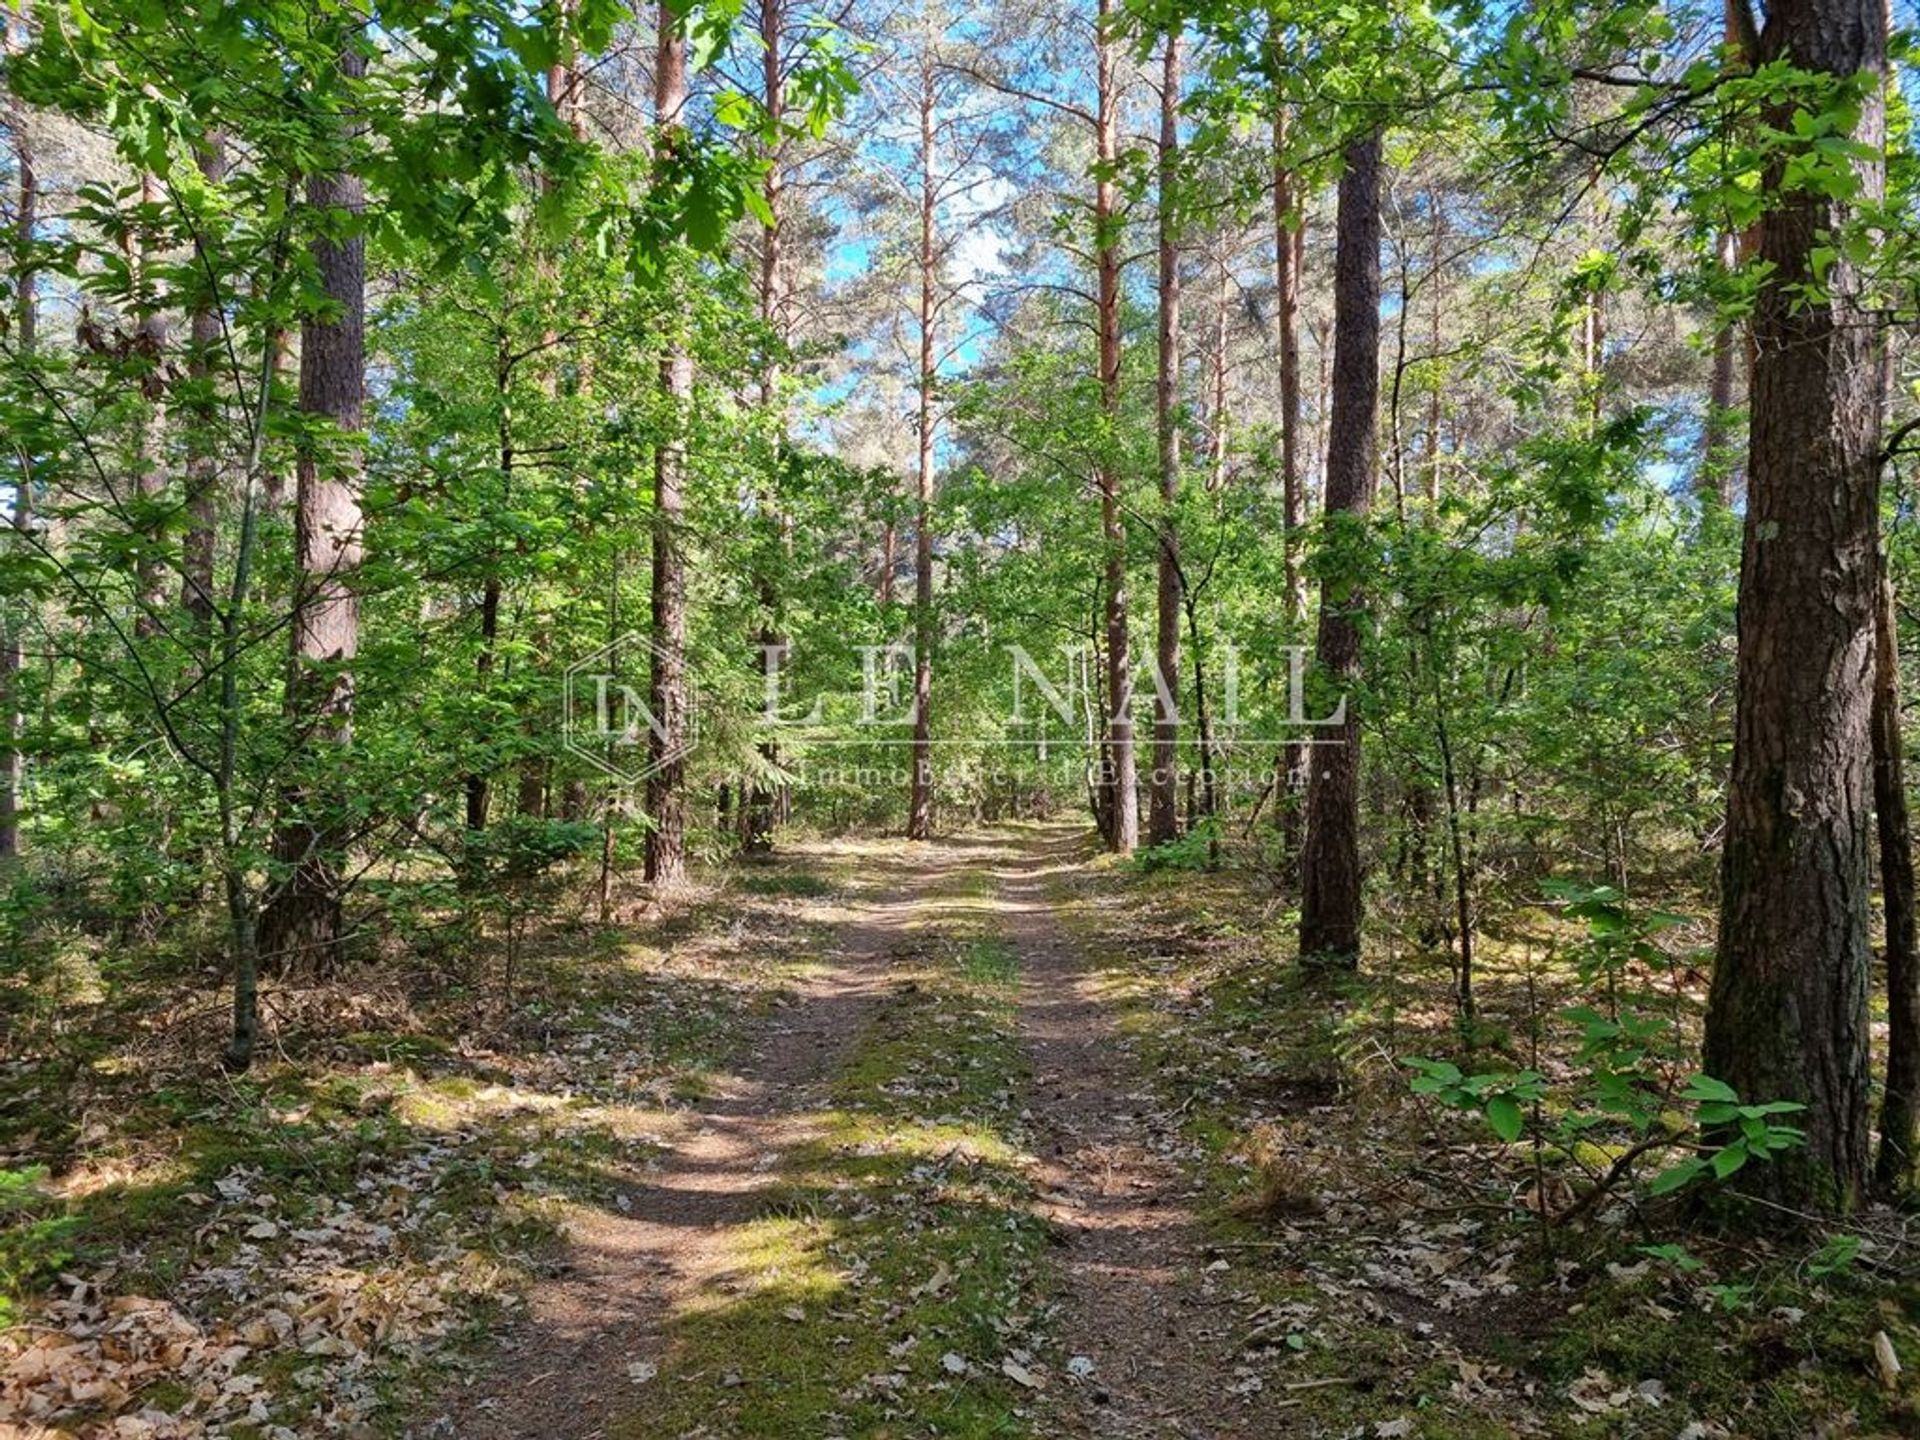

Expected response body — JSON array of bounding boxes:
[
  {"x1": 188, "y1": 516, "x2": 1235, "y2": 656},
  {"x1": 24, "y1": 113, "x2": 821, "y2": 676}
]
[{"x1": 1045, "y1": 846, "x2": 1920, "y2": 1439}]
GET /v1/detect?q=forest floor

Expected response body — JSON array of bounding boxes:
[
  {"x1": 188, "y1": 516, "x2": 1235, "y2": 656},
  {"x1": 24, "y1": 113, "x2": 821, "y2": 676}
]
[{"x1": 3, "y1": 825, "x2": 1918, "y2": 1439}]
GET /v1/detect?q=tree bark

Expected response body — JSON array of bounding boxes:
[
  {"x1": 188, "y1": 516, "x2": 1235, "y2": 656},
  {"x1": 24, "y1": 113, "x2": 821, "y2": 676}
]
[
  {"x1": 1148, "y1": 31, "x2": 1182, "y2": 849},
  {"x1": 1094, "y1": 0, "x2": 1136, "y2": 854},
  {"x1": 908, "y1": 43, "x2": 937, "y2": 842},
  {"x1": 1704, "y1": 0, "x2": 1887, "y2": 1210},
  {"x1": 257, "y1": 41, "x2": 367, "y2": 977},
  {"x1": 1298, "y1": 129, "x2": 1383, "y2": 968},
  {"x1": 645, "y1": 1, "x2": 691, "y2": 887}
]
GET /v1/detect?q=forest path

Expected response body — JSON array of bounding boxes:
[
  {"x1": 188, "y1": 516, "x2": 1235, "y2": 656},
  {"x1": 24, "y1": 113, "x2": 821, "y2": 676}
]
[
  {"x1": 427, "y1": 825, "x2": 1295, "y2": 1440},
  {"x1": 422, "y1": 837, "x2": 970, "y2": 1440}
]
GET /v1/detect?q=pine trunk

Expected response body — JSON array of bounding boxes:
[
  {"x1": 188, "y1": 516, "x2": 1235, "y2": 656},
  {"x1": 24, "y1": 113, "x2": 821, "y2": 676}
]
[
  {"x1": 908, "y1": 48, "x2": 937, "y2": 843},
  {"x1": 257, "y1": 43, "x2": 367, "y2": 977},
  {"x1": 1298, "y1": 130, "x2": 1383, "y2": 968},
  {"x1": 1094, "y1": 0, "x2": 1136, "y2": 854},
  {"x1": 743, "y1": 0, "x2": 788, "y2": 856},
  {"x1": 1703, "y1": 0, "x2": 1887, "y2": 1210},
  {"x1": 645, "y1": 2, "x2": 691, "y2": 887},
  {"x1": 1148, "y1": 32, "x2": 1183, "y2": 850},
  {"x1": 1274, "y1": 108, "x2": 1307, "y2": 875}
]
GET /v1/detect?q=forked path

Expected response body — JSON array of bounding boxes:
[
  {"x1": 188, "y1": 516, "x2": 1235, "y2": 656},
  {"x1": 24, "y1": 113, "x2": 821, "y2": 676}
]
[{"x1": 430, "y1": 829, "x2": 1286, "y2": 1439}]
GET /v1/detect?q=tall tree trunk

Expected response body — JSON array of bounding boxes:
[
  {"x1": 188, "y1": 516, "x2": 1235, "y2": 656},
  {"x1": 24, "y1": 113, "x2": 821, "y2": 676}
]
[
  {"x1": 645, "y1": 1, "x2": 691, "y2": 887},
  {"x1": 1148, "y1": 31, "x2": 1182, "y2": 849},
  {"x1": 1274, "y1": 108, "x2": 1308, "y2": 874},
  {"x1": 1274, "y1": 129, "x2": 1305, "y2": 611},
  {"x1": 743, "y1": 0, "x2": 788, "y2": 857},
  {"x1": 907, "y1": 44, "x2": 938, "y2": 842},
  {"x1": 257, "y1": 42, "x2": 367, "y2": 977},
  {"x1": 1094, "y1": 0, "x2": 1136, "y2": 854},
  {"x1": 181, "y1": 132, "x2": 227, "y2": 630},
  {"x1": 2, "y1": 0, "x2": 36, "y2": 863},
  {"x1": 1873, "y1": 555, "x2": 1918, "y2": 1194},
  {"x1": 1298, "y1": 129, "x2": 1383, "y2": 968},
  {"x1": 1703, "y1": 0, "x2": 1887, "y2": 1211}
]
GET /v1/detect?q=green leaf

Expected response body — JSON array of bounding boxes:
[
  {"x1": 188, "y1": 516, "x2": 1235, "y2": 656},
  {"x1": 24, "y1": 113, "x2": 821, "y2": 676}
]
[
  {"x1": 1647, "y1": 1158, "x2": 1708, "y2": 1196},
  {"x1": 1711, "y1": 1144, "x2": 1749, "y2": 1180},
  {"x1": 1404, "y1": 1058, "x2": 1462, "y2": 1085},
  {"x1": 1680, "y1": 1075, "x2": 1738, "y2": 1104},
  {"x1": 1486, "y1": 1095, "x2": 1525, "y2": 1143}
]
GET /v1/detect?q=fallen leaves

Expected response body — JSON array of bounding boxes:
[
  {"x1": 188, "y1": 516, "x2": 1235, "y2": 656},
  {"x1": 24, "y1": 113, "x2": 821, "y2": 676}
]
[
  {"x1": 1566, "y1": 1367, "x2": 1667, "y2": 1415},
  {"x1": 1, "y1": 1151, "x2": 516, "y2": 1439},
  {"x1": 998, "y1": 1357, "x2": 1041, "y2": 1389},
  {"x1": 1872, "y1": 1329, "x2": 1901, "y2": 1392}
]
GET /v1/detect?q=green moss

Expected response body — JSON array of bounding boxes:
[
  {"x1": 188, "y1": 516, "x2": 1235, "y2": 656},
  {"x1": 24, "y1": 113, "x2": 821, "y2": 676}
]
[
  {"x1": 962, "y1": 936, "x2": 1019, "y2": 988},
  {"x1": 731, "y1": 868, "x2": 838, "y2": 899},
  {"x1": 1522, "y1": 1270, "x2": 1920, "y2": 1437}
]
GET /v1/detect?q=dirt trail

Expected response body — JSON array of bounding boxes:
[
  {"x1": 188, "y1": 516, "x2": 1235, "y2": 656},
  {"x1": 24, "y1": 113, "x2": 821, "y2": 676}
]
[
  {"x1": 429, "y1": 828, "x2": 1280, "y2": 1440},
  {"x1": 423, "y1": 845, "x2": 953, "y2": 1440},
  {"x1": 994, "y1": 830, "x2": 1298, "y2": 1440}
]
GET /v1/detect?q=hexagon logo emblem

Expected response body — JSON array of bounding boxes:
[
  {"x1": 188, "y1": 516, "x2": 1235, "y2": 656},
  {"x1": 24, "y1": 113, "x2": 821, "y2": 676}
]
[{"x1": 562, "y1": 632, "x2": 700, "y2": 785}]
